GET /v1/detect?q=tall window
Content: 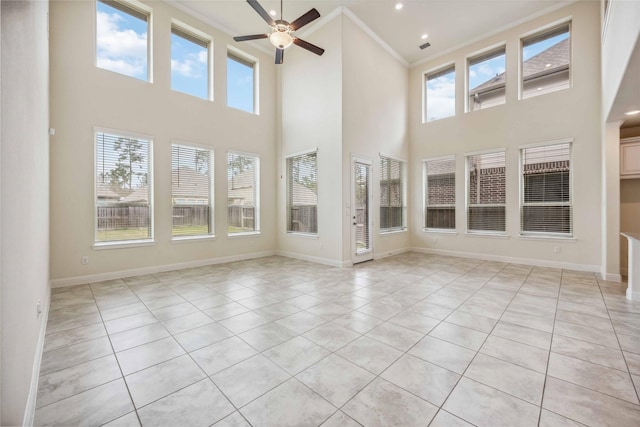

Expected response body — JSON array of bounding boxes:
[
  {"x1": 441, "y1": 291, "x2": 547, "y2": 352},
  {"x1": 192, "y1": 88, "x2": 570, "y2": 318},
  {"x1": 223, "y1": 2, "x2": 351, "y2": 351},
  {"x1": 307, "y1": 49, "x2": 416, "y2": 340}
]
[
  {"x1": 227, "y1": 50, "x2": 256, "y2": 113},
  {"x1": 96, "y1": 0, "x2": 149, "y2": 81},
  {"x1": 380, "y1": 156, "x2": 406, "y2": 232},
  {"x1": 171, "y1": 144, "x2": 213, "y2": 238},
  {"x1": 467, "y1": 151, "x2": 506, "y2": 233},
  {"x1": 425, "y1": 65, "x2": 455, "y2": 122},
  {"x1": 521, "y1": 142, "x2": 572, "y2": 235},
  {"x1": 521, "y1": 23, "x2": 571, "y2": 99},
  {"x1": 424, "y1": 157, "x2": 456, "y2": 230},
  {"x1": 468, "y1": 47, "x2": 506, "y2": 111},
  {"x1": 95, "y1": 130, "x2": 153, "y2": 243},
  {"x1": 286, "y1": 151, "x2": 318, "y2": 234},
  {"x1": 227, "y1": 152, "x2": 259, "y2": 234},
  {"x1": 171, "y1": 24, "x2": 210, "y2": 100}
]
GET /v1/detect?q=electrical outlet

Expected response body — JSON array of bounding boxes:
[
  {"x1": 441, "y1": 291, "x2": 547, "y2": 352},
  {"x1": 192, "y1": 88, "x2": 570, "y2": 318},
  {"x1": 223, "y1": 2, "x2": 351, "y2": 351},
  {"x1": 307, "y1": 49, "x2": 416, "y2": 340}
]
[
  {"x1": 36, "y1": 300, "x2": 42, "y2": 318},
  {"x1": 554, "y1": 246, "x2": 561, "y2": 254},
  {"x1": 81, "y1": 256, "x2": 89, "y2": 265}
]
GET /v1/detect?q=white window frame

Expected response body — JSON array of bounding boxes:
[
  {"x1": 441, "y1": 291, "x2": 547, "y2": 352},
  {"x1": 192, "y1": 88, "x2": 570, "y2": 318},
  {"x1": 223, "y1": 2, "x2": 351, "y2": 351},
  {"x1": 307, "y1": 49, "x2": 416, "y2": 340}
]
[
  {"x1": 171, "y1": 141, "x2": 214, "y2": 241},
  {"x1": 519, "y1": 19, "x2": 572, "y2": 100},
  {"x1": 519, "y1": 139, "x2": 573, "y2": 238},
  {"x1": 227, "y1": 46, "x2": 259, "y2": 115},
  {"x1": 465, "y1": 149, "x2": 507, "y2": 236},
  {"x1": 286, "y1": 148, "x2": 318, "y2": 236},
  {"x1": 93, "y1": 126, "x2": 154, "y2": 249},
  {"x1": 423, "y1": 63, "x2": 456, "y2": 123},
  {"x1": 95, "y1": 0, "x2": 153, "y2": 82},
  {"x1": 423, "y1": 155, "x2": 456, "y2": 232},
  {"x1": 466, "y1": 43, "x2": 507, "y2": 113},
  {"x1": 170, "y1": 20, "x2": 213, "y2": 101},
  {"x1": 227, "y1": 150, "x2": 260, "y2": 236},
  {"x1": 379, "y1": 154, "x2": 407, "y2": 234}
]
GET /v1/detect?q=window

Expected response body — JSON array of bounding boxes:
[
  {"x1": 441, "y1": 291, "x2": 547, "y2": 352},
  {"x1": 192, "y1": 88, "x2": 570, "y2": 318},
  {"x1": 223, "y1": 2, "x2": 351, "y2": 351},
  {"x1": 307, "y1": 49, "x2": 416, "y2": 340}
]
[
  {"x1": 95, "y1": 130, "x2": 152, "y2": 243},
  {"x1": 227, "y1": 152, "x2": 259, "y2": 234},
  {"x1": 468, "y1": 47, "x2": 506, "y2": 111},
  {"x1": 424, "y1": 157, "x2": 456, "y2": 230},
  {"x1": 171, "y1": 144, "x2": 213, "y2": 238},
  {"x1": 227, "y1": 50, "x2": 256, "y2": 113},
  {"x1": 521, "y1": 23, "x2": 570, "y2": 99},
  {"x1": 467, "y1": 151, "x2": 506, "y2": 233},
  {"x1": 96, "y1": 0, "x2": 149, "y2": 81},
  {"x1": 286, "y1": 151, "x2": 318, "y2": 234},
  {"x1": 425, "y1": 65, "x2": 455, "y2": 122},
  {"x1": 521, "y1": 142, "x2": 572, "y2": 235},
  {"x1": 380, "y1": 156, "x2": 406, "y2": 232},
  {"x1": 171, "y1": 24, "x2": 210, "y2": 99}
]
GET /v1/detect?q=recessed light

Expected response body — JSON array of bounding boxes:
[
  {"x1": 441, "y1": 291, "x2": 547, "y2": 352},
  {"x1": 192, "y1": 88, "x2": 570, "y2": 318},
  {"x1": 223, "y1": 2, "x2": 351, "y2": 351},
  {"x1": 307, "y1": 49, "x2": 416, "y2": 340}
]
[
  {"x1": 625, "y1": 110, "x2": 640, "y2": 116},
  {"x1": 421, "y1": 34, "x2": 429, "y2": 40},
  {"x1": 537, "y1": 87, "x2": 543, "y2": 91},
  {"x1": 269, "y1": 10, "x2": 277, "y2": 16},
  {"x1": 545, "y1": 63, "x2": 552, "y2": 68},
  {"x1": 395, "y1": 3, "x2": 403, "y2": 10}
]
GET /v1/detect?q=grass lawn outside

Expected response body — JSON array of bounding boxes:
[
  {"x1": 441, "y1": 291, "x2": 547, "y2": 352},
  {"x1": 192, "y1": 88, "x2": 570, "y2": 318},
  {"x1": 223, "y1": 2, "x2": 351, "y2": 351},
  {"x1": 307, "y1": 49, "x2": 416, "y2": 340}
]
[{"x1": 97, "y1": 228, "x2": 150, "y2": 242}]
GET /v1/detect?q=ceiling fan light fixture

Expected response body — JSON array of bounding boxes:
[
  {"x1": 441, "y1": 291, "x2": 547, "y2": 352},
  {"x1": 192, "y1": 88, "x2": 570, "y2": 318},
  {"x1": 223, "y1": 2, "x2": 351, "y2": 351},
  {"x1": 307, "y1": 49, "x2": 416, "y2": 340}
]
[{"x1": 269, "y1": 23, "x2": 294, "y2": 49}]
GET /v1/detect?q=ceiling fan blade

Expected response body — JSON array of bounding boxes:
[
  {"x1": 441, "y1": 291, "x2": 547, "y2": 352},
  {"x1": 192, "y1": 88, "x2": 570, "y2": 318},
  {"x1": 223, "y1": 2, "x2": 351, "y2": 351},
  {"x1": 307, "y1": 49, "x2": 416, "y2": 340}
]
[
  {"x1": 275, "y1": 48, "x2": 284, "y2": 64},
  {"x1": 290, "y1": 8, "x2": 320, "y2": 31},
  {"x1": 293, "y1": 38, "x2": 325, "y2": 56},
  {"x1": 233, "y1": 34, "x2": 269, "y2": 42},
  {"x1": 247, "y1": 0, "x2": 275, "y2": 26}
]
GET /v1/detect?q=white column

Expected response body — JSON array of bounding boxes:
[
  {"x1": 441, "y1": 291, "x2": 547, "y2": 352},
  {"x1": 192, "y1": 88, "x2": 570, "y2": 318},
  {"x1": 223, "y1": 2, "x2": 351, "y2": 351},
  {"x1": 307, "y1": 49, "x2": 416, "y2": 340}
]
[{"x1": 621, "y1": 232, "x2": 640, "y2": 300}]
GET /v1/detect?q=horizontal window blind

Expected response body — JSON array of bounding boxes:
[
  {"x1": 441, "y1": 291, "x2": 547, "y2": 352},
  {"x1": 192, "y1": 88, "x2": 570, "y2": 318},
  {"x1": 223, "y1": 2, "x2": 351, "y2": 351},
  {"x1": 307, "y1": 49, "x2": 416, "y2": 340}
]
[
  {"x1": 521, "y1": 142, "x2": 572, "y2": 235},
  {"x1": 95, "y1": 131, "x2": 152, "y2": 242},
  {"x1": 171, "y1": 144, "x2": 212, "y2": 237},
  {"x1": 227, "y1": 152, "x2": 258, "y2": 234},
  {"x1": 380, "y1": 156, "x2": 406, "y2": 232},
  {"x1": 424, "y1": 157, "x2": 455, "y2": 230},
  {"x1": 467, "y1": 151, "x2": 506, "y2": 233},
  {"x1": 354, "y1": 162, "x2": 371, "y2": 254},
  {"x1": 287, "y1": 152, "x2": 318, "y2": 234}
]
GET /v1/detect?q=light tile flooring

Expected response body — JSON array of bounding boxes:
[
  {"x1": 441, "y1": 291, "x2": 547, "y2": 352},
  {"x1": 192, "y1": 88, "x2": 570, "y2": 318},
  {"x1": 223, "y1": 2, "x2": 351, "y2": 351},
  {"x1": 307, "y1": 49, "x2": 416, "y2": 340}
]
[{"x1": 34, "y1": 254, "x2": 640, "y2": 426}]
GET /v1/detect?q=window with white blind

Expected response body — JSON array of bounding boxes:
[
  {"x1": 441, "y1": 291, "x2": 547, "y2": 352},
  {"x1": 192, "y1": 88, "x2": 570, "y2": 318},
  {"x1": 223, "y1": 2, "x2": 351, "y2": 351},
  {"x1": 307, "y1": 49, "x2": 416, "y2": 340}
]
[
  {"x1": 380, "y1": 156, "x2": 406, "y2": 232},
  {"x1": 425, "y1": 65, "x2": 455, "y2": 122},
  {"x1": 521, "y1": 23, "x2": 571, "y2": 99},
  {"x1": 96, "y1": 0, "x2": 150, "y2": 81},
  {"x1": 171, "y1": 144, "x2": 213, "y2": 238},
  {"x1": 227, "y1": 50, "x2": 256, "y2": 114},
  {"x1": 468, "y1": 46, "x2": 506, "y2": 111},
  {"x1": 424, "y1": 157, "x2": 456, "y2": 230},
  {"x1": 286, "y1": 151, "x2": 318, "y2": 234},
  {"x1": 95, "y1": 129, "x2": 153, "y2": 243},
  {"x1": 521, "y1": 142, "x2": 572, "y2": 236},
  {"x1": 227, "y1": 152, "x2": 259, "y2": 234},
  {"x1": 467, "y1": 151, "x2": 506, "y2": 233},
  {"x1": 171, "y1": 24, "x2": 210, "y2": 100}
]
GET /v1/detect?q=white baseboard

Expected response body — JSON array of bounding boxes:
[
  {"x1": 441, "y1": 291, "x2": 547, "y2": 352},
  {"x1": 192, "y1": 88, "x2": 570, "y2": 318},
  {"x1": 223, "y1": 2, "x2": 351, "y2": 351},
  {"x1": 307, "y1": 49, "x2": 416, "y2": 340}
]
[
  {"x1": 626, "y1": 287, "x2": 640, "y2": 301},
  {"x1": 23, "y1": 290, "x2": 50, "y2": 426},
  {"x1": 601, "y1": 272, "x2": 623, "y2": 282},
  {"x1": 410, "y1": 246, "x2": 601, "y2": 273},
  {"x1": 374, "y1": 247, "x2": 410, "y2": 260},
  {"x1": 51, "y1": 251, "x2": 276, "y2": 288},
  {"x1": 274, "y1": 250, "x2": 347, "y2": 268}
]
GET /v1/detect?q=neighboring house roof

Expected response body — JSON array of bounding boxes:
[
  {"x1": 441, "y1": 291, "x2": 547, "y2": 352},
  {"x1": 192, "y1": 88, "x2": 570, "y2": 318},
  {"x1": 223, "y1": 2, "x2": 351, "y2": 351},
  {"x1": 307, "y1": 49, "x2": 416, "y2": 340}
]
[
  {"x1": 228, "y1": 169, "x2": 255, "y2": 205},
  {"x1": 471, "y1": 38, "x2": 569, "y2": 94},
  {"x1": 291, "y1": 182, "x2": 318, "y2": 205},
  {"x1": 96, "y1": 183, "x2": 122, "y2": 200},
  {"x1": 172, "y1": 167, "x2": 209, "y2": 199},
  {"x1": 96, "y1": 182, "x2": 149, "y2": 203}
]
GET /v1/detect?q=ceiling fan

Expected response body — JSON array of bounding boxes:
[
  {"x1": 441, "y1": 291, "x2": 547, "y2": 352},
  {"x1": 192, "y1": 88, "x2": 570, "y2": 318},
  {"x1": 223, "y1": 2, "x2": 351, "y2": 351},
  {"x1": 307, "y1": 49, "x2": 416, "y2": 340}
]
[{"x1": 233, "y1": 0, "x2": 325, "y2": 64}]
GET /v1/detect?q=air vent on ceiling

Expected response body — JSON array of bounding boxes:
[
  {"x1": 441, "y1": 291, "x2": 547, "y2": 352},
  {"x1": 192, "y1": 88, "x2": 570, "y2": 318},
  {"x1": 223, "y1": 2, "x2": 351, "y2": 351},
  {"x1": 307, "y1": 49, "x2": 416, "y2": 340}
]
[{"x1": 419, "y1": 42, "x2": 431, "y2": 50}]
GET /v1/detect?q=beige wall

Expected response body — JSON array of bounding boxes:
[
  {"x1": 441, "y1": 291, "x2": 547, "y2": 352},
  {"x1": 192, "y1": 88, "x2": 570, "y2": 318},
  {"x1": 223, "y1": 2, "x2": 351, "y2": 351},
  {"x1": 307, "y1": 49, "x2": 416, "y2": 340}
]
[
  {"x1": 342, "y1": 13, "x2": 410, "y2": 261},
  {"x1": 49, "y1": 0, "x2": 277, "y2": 284},
  {"x1": 409, "y1": 1, "x2": 602, "y2": 270},
  {"x1": 1, "y1": 1, "x2": 50, "y2": 424}
]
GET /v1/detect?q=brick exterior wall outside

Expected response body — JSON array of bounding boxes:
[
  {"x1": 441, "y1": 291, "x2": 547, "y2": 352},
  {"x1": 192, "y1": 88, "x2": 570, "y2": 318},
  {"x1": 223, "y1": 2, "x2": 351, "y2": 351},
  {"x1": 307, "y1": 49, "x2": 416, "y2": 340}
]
[
  {"x1": 427, "y1": 174, "x2": 455, "y2": 205},
  {"x1": 469, "y1": 166, "x2": 506, "y2": 205}
]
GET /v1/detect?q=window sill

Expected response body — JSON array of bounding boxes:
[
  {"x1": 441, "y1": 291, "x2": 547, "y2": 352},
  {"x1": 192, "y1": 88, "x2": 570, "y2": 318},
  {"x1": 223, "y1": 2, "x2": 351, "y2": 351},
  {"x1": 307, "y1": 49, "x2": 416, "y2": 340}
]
[
  {"x1": 423, "y1": 229, "x2": 457, "y2": 235},
  {"x1": 286, "y1": 232, "x2": 319, "y2": 239},
  {"x1": 93, "y1": 240, "x2": 156, "y2": 250},
  {"x1": 380, "y1": 229, "x2": 407, "y2": 235},
  {"x1": 517, "y1": 234, "x2": 576, "y2": 243},
  {"x1": 464, "y1": 232, "x2": 509, "y2": 239},
  {"x1": 171, "y1": 235, "x2": 216, "y2": 244},
  {"x1": 228, "y1": 231, "x2": 261, "y2": 238}
]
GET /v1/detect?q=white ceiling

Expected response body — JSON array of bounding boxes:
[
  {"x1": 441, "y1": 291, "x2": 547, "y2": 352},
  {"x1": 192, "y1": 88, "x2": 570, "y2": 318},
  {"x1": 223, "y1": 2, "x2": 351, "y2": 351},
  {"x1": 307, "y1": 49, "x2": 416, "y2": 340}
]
[{"x1": 172, "y1": 0, "x2": 573, "y2": 65}]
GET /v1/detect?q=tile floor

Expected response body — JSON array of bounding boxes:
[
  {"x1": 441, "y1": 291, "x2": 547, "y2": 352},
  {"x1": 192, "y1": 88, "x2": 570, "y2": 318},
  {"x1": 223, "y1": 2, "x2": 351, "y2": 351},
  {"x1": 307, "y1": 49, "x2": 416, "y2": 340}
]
[{"x1": 34, "y1": 253, "x2": 640, "y2": 426}]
